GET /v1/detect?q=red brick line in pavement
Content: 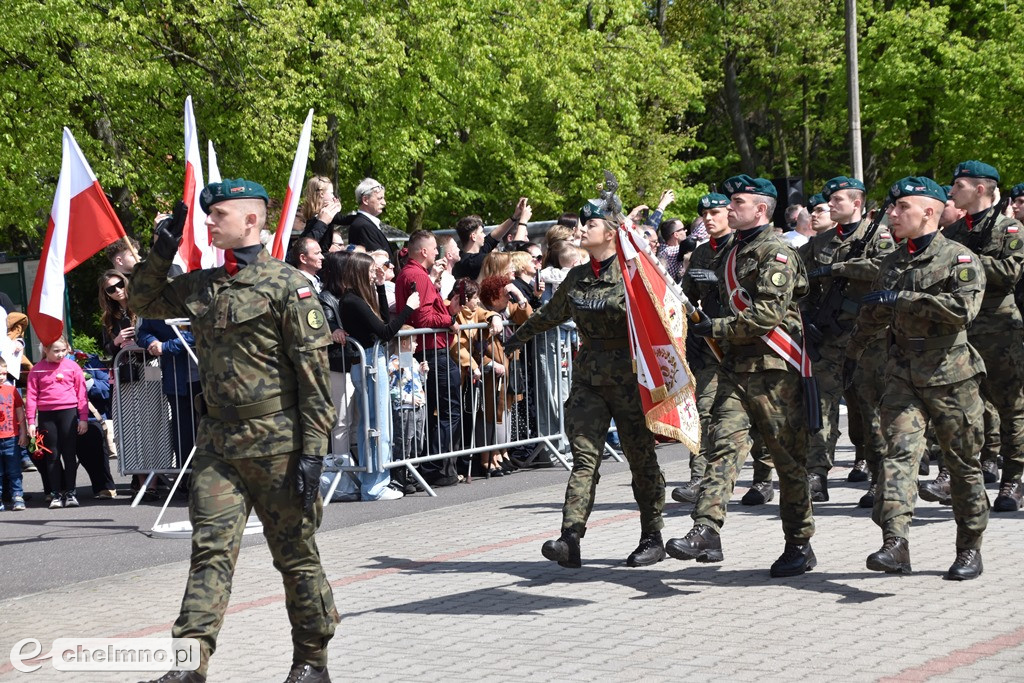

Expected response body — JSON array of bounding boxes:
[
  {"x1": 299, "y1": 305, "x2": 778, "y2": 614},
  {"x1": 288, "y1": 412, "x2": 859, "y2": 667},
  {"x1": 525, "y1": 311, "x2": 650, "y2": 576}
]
[
  {"x1": 877, "y1": 625, "x2": 1024, "y2": 682},
  {"x1": 0, "y1": 510, "x2": 633, "y2": 677}
]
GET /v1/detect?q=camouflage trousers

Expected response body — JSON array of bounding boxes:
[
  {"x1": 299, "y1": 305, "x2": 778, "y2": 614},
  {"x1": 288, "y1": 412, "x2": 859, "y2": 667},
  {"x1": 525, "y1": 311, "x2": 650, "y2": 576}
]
[
  {"x1": 562, "y1": 380, "x2": 665, "y2": 535},
  {"x1": 806, "y1": 336, "x2": 848, "y2": 475},
  {"x1": 693, "y1": 369, "x2": 814, "y2": 542},
  {"x1": 693, "y1": 364, "x2": 773, "y2": 482},
  {"x1": 851, "y1": 335, "x2": 888, "y2": 477},
  {"x1": 173, "y1": 451, "x2": 339, "y2": 676},
  {"x1": 972, "y1": 329, "x2": 1024, "y2": 482},
  {"x1": 875, "y1": 375, "x2": 989, "y2": 549}
]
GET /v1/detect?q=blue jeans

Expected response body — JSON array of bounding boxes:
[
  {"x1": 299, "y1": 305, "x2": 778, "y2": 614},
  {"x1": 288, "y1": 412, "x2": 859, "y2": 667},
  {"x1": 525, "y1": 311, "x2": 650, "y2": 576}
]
[
  {"x1": 350, "y1": 347, "x2": 392, "y2": 500},
  {"x1": 0, "y1": 436, "x2": 23, "y2": 500}
]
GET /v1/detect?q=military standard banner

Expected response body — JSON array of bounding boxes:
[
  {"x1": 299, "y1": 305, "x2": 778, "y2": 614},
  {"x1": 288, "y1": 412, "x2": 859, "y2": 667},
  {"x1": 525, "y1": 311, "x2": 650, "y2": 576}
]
[{"x1": 615, "y1": 223, "x2": 700, "y2": 452}]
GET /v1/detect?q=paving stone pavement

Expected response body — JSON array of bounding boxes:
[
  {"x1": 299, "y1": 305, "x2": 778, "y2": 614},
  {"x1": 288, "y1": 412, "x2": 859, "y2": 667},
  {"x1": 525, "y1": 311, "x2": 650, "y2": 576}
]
[{"x1": 3, "y1": 427, "x2": 1024, "y2": 682}]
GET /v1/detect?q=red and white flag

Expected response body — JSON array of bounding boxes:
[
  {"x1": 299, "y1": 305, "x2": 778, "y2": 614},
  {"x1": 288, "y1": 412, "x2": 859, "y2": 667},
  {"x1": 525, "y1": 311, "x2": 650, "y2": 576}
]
[
  {"x1": 207, "y1": 139, "x2": 225, "y2": 267},
  {"x1": 271, "y1": 109, "x2": 314, "y2": 260},
  {"x1": 29, "y1": 128, "x2": 127, "y2": 345},
  {"x1": 174, "y1": 96, "x2": 211, "y2": 272},
  {"x1": 615, "y1": 222, "x2": 700, "y2": 451}
]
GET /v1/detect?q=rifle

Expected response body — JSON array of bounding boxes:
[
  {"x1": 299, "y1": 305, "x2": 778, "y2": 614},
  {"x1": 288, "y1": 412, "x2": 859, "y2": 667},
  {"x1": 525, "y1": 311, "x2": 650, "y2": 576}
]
[{"x1": 808, "y1": 197, "x2": 893, "y2": 340}]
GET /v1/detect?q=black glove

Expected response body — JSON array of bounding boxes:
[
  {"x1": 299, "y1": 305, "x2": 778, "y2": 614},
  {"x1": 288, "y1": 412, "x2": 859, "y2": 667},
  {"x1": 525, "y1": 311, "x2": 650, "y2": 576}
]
[
  {"x1": 804, "y1": 321, "x2": 824, "y2": 346},
  {"x1": 153, "y1": 200, "x2": 189, "y2": 260},
  {"x1": 861, "y1": 290, "x2": 899, "y2": 307},
  {"x1": 687, "y1": 268, "x2": 719, "y2": 283},
  {"x1": 679, "y1": 237, "x2": 698, "y2": 255},
  {"x1": 690, "y1": 309, "x2": 714, "y2": 337},
  {"x1": 841, "y1": 357, "x2": 857, "y2": 390},
  {"x1": 295, "y1": 454, "x2": 324, "y2": 516},
  {"x1": 808, "y1": 265, "x2": 832, "y2": 279}
]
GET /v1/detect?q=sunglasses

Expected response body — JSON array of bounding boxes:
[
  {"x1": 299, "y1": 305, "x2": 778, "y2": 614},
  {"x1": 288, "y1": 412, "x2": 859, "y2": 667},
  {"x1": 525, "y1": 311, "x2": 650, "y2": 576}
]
[
  {"x1": 531, "y1": 255, "x2": 542, "y2": 262},
  {"x1": 105, "y1": 282, "x2": 126, "y2": 295}
]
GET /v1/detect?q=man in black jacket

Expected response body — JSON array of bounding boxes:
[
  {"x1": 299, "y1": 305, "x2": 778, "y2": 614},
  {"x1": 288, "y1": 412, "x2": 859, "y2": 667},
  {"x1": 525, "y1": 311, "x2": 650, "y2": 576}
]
[{"x1": 348, "y1": 178, "x2": 395, "y2": 259}]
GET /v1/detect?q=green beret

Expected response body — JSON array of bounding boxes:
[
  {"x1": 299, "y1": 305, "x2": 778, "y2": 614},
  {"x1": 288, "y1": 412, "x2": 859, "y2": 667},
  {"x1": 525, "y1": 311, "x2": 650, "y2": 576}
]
[
  {"x1": 807, "y1": 193, "x2": 827, "y2": 209},
  {"x1": 1011, "y1": 183, "x2": 1024, "y2": 199},
  {"x1": 722, "y1": 174, "x2": 777, "y2": 199},
  {"x1": 941, "y1": 185, "x2": 953, "y2": 198},
  {"x1": 199, "y1": 178, "x2": 270, "y2": 213},
  {"x1": 821, "y1": 176, "x2": 865, "y2": 200},
  {"x1": 580, "y1": 198, "x2": 613, "y2": 223},
  {"x1": 887, "y1": 176, "x2": 947, "y2": 204},
  {"x1": 696, "y1": 192, "x2": 729, "y2": 214},
  {"x1": 952, "y1": 160, "x2": 1000, "y2": 183}
]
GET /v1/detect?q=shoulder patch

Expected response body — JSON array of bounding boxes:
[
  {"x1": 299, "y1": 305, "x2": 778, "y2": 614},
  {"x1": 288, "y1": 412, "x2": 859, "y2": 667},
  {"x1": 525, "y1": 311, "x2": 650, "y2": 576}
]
[
  {"x1": 957, "y1": 254, "x2": 973, "y2": 264},
  {"x1": 770, "y1": 270, "x2": 788, "y2": 287},
  {"x1": 878, "y1": 231, "x2": 892, "y2": 240},
  {"x1": 775, "y1": 253, "x2": 789, "y2": 264},
  {"x1": 957, "y1": 267, "x2": 977, "y2": 283},
  {"x1": 297, "y1": 286, "x2": 313, "y2": 300},
  {"x1": 1008, "y1": 225, "x2": 1019, "y2": 234},
  {"x1": 1009, "y1": 238, "x2": 1022, "y2": 251},
  {"x1": 878, "y1": 240, "x2": 893, "y2": 250},
  {"x1": 306, "y1": 308, "x2": 325, "y2": 329}
]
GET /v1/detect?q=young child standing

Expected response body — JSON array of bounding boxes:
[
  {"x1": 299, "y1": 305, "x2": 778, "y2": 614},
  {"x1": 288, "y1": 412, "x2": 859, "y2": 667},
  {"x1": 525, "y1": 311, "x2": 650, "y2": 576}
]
[
  {"x1": 0, "y1": 358, "x2": 28, "y2": 511},
  {"x1": 388, "y1": 327, "x2": 428, "y2": 494},
  {"x1": 26, "y1": 337, "x2": 88, "y2": 508}
]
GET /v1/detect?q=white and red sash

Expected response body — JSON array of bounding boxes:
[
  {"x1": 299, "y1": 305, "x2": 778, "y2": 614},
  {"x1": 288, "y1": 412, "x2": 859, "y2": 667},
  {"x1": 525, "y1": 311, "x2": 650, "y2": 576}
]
[{"x1": 724, "y1": 245, "x2": 812, "y2": 378}]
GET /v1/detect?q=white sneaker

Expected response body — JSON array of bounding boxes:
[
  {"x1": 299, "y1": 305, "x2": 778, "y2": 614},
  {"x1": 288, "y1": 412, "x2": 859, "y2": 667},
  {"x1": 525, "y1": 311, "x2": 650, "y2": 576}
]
[
  {"x1": 63, "y1": 493, "x2": 80, "y2": 508},
  {"x1": 49, "y1": 495, "x2": 63, "y2": 509},
  {"x1": 372, "y1": 487, "x2": 404, "y2": 501}
]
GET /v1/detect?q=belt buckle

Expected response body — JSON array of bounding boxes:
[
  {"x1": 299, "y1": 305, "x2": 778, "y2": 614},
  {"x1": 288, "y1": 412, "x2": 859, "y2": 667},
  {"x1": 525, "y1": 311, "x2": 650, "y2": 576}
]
[{"x1": 220, "y1": 405, "x2": 239, "y2": 421}]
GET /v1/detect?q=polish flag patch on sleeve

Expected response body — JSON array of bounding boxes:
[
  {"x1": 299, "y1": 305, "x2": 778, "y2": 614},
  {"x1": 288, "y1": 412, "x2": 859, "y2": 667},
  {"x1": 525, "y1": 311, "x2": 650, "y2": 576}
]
[
  {"x1": 879, "y1": 232, "x2": 892, "y2": 239},
  {"x1": 957, "y1": 254, "x2": 973, "y2": 263},
  {"x1": 1008, "y1": 226, "x2": 1019, "y2": 234},
  {"x1": 297, "y1": 286, "x2": 313, "y2": 299},
  {"x1": 775, "y1": 253, "x2": 789, "y2": 264}
]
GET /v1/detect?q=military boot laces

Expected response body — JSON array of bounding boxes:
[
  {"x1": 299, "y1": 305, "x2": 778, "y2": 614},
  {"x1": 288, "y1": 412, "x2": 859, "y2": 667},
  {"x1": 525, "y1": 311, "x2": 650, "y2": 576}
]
[
  {"x1": 918, "y1": 469, "x2": 952, "y2": 505},
  {"x1": 946, "y1": 548, "x2": 983, "y2": 581},
  {"x1": 770, "y1": 542, "x2": 817, "y2": 578},
  {"x1": 626, "y1": 530, "x2": 666, "y2": 567},
  {"x1": 993, "y1": 481, "x2": 1023, "y2": 513},
  {"x1": 670, "y1": 476, "x2": 702, "y2": 504},
  {"x1": 283, "y1": 663, "x2": 331, "y2": 683},
  {"x1": 866, "y1": 536, "x2": 911, "y2": 573},
  {"x1": 848, "y1": 459, "x2": 869, "y2": 483}
]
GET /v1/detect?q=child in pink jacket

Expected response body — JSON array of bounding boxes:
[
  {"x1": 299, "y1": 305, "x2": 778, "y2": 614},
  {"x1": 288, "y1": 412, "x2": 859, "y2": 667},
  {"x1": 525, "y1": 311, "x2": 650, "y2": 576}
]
[{"x1": 26, "y1": 337, "x2": 87, "y2": 508}]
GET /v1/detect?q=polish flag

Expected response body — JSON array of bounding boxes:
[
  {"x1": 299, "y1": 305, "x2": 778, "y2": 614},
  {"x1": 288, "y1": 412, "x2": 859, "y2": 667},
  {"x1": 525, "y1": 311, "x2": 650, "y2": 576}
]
[
  {"x1": 271, "y1": 109, "x2": 314, "y2": 260},
  {"x1": 207, "y1": 139, "x2": 225, "y2": 267},
  {"x1": 174, "y1": 96, "x2": 210, "y2": 272},
  {"x1": 29, "y1": 128, "x2": 127, "y2": 345}
]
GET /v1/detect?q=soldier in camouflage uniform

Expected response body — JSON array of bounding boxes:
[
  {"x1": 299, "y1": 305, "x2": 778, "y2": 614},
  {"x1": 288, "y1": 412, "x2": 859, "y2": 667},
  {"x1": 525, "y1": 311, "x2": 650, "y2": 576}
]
[
  {"x1": 803, "y1": 177, "x2": 895, "y2": 505},
  {"x1": 505, "y1": 198, "x2": 666, "y2": 570},
  {"x1": 917, "y1": 161, "x2": 1024, "y2": 513},
  {"x1": 665, "y1": 175, "x2": 817, "y2": 578},
  {"x1": 850, "y1": 176, "x2": 989, "y2": 581},
  {"x1": 130, "y1": 180, "x2": 338, "y2": 683},
  {"x1": 671, "y1": 193, "x2": 775, "y2": 507}
]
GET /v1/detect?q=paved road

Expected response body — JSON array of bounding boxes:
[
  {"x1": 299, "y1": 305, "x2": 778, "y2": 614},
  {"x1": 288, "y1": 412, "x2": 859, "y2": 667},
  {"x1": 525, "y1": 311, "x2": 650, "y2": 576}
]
[{"x1": 3, "y1": 418, "x2": 1023, "y2": 682}]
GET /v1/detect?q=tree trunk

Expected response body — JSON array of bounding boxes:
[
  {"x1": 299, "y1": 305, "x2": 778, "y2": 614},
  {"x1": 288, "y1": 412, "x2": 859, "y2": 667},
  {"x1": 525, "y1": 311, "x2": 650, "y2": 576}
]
[
  {"x1": 311, "y1": 113, "x2": 339, "y2": 189},
  {"x1": 722, "y1": 50, "x2": 758, "y2": 174}
]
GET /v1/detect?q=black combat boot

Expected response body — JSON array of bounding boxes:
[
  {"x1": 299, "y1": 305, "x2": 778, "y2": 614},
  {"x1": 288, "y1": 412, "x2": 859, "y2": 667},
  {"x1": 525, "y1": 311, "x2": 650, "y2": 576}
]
[
  {"x1": 945, "y1": 548, "x2": 983, "y2": 581},
  {"x1": 866, "y1": 537, "x2": 911, "y2": 573},
  {"x1": 665, "y1": 524, "x2": 723, "y2": 563},
  {"x1": 626, "y1": 530, "x2": 666, "y2": 567},
  {"x1": 848, "y1": 459, "x2": 869, "y2": 482},
  {"x1": 670, "y1": 476, "x2": 703, "y2": 504},
  {"x1": 858, "y1": 482, "x2": 876, "y2": 509},
  {"x1": 769, "y1": 542, "x2": 817, "y2": 577},
  {"x1": 807, "y1": 472, "x2": 828, "y2": 502},
  {"x1": 981, "y1": 460, "x2": 999, "y2": 484},
  {"x1": 740, "y1": 480, "x2": 774, "y2": 506},
  {"x1": 139, "y1": 672, "x2": 206, "y2": 683},
  {"x1": 993, "y1": 481, "x2": 1023, "y2": 512},
  {"x1": 918, "y1": 469, "x2": 952, "y2": 505},
  {"x1": 541, "y1": 528, "x2": 582, "y2": 568},
  {"x1": 283, "y1": 663, "x2": 331, "y2": 683}
]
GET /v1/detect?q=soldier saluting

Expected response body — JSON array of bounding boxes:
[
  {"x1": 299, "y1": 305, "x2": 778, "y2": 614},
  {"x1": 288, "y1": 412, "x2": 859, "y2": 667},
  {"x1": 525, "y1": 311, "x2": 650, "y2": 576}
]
[
  {"x1": 850, "y1": 177, "x2": 989, "y2": 580},
  {"x1": 130, "y1": 179, "x2": 339, "y2": 683}
]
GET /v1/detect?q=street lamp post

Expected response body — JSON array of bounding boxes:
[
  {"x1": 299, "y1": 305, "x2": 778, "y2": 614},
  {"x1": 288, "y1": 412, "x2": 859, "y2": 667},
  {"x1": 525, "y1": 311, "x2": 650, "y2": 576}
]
[{"x1": 846, "y1": 0, "x2": 864, "y2": 181}]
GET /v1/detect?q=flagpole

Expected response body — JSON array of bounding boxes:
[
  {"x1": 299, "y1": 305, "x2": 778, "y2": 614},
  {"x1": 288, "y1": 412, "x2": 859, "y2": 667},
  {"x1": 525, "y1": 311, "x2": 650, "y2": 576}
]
[{"x1": 622, "y1": 221, "x2": 723, "y2": 362}]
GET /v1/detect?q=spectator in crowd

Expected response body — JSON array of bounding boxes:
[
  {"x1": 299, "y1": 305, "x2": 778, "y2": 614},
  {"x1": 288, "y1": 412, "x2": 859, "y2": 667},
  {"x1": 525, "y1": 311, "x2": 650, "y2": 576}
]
[
  {"x1": 340, "y1": 252, "x2": 421, "y2": 500},
  {"x1": 348, "y1": 178, "x2": 395, "y2": 259},
  {"x1": 449, "y1": 278, "x2": 504, "y2": 476},
  {"x1": 0, "y1": 357, "x2": 27, "y2": 511},
  {"x1": 388, "y1": 325, "x2": 429, "y2": 493},
  {"x1": 297, "y1": 175, "x2": 344, "y2": 255},
  {"x1": 689, "y1": 216, "x2": 710, "y2": 243},
  {"x1": 539, "y1": 240, "x2": 585, "y2": 302},
  {"x1": 556, "y1": 213, "x2": 582, "y2": 245},
  {"x1": 105, "y1": 237, "x2": 141, "y2": 276},
  {"x1": 26, "y1": 337, "x2": 88, "y2": 509},
  {"x1": 782, "y1": 204, "x2": 813, "y2": 247},
  {"x1": 434, "y1": 235, "x2": 459, "y2": 299},
  {"x1": 452, "y1": 198, "x2": 530, "y2": 281},
  {"x1": 395, "y1": 230, "x2": 463, "y2": 486},
  {"x1": 510, "y1": 248, "x2": 545, "y2": 308},
  {"x1": 478, "y1": 251, "x2": 514, "y2": 283},
  {"x1": 542, "y1": 225, "x2": 574, "y2": 263},
  {"x1": 656, "y1": 218, "x2": 696, "y2": 283},
  {"x1": 288, "y1": 236, "x2": 324, "y2": 292},
  {"x1": 369, "y1": 250, "x2": 397, "y2": 312}
]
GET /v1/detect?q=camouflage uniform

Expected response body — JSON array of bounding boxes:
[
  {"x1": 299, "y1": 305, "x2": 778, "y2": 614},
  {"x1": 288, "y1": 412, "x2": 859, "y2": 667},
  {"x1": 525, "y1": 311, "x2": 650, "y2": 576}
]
[
  {"x1": 129, "y1": 247, "x2": 338, "y2": 676},
  {"x1": 802, "y1": 220, "x2": 895, "y2": 478},
  {"x1": 943, "y1": 209, "x2": 1024, "y2": 484},
  {"x1": 695, "y1": 226, "x2": 814, "y2": 543},
  {"x1": 849, "y1": 232, "x2": 989, "y2": 549},
  {"x1": 684, "y1": 237, "x2": 773, "y2": 484},
  {"x1": 510, "y1": 256, "x2": 665, "y2": 536}
]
